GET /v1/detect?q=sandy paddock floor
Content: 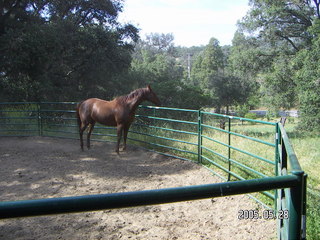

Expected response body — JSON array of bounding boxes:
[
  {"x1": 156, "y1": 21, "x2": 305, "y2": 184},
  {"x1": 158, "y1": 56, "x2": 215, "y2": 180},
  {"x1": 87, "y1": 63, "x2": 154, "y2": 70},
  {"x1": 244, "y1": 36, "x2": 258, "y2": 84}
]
[{"x1": 0, "y1": 137, "x2": 276, "y2": 240}]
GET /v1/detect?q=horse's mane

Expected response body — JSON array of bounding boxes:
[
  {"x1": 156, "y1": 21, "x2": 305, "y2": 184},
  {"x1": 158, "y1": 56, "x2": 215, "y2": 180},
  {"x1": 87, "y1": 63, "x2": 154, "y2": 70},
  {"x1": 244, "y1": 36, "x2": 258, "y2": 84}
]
[{"x1": 116, "y1": 88, "x2": 147, "y2": 104}]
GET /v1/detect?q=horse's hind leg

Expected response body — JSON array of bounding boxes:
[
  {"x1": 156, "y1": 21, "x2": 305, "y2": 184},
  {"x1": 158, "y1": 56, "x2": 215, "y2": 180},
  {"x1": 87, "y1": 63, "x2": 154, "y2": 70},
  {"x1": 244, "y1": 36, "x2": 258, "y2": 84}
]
[
  {"x1": 79, "y1": 123, "x2": 89, "y2": 151},
  {"x1": 87, "y1": 123, "x2": 95, "y2": 149}
]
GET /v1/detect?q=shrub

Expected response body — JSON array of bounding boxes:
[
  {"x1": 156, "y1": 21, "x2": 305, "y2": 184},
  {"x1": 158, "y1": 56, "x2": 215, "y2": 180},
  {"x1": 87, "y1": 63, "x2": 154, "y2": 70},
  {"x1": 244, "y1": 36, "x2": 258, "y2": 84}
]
[{"x1": 244, "y1": 112, "x2": 257, "y2": 119}]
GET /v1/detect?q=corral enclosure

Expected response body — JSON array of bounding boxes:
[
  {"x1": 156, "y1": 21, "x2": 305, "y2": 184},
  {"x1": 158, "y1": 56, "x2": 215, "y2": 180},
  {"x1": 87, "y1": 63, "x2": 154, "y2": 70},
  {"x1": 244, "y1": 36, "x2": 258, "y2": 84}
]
[
  {"x1": 0, "y1": 137, "x2": 276, "y2": 239},
  {"x1": 0, "y1": 102, "x2": 307, "y2": 239}
]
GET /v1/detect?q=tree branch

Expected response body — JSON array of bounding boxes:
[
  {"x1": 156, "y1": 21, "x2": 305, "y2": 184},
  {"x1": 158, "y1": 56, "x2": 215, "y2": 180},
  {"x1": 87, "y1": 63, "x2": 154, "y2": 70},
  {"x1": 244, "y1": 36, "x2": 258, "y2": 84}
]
[{"x1": 275, "y1": 31, "x2": 300, "y2": 51}]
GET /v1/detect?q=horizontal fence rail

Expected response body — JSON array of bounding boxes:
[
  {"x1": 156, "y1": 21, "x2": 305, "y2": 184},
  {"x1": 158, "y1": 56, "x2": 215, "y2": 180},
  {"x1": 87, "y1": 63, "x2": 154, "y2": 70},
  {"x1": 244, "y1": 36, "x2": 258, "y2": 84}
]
[
  {"x1": 0, "y1": 102, "x2": 306, "y2": 239},
  {"x1": 0, "y1": 175, "x2": 298, "y2": 219}
]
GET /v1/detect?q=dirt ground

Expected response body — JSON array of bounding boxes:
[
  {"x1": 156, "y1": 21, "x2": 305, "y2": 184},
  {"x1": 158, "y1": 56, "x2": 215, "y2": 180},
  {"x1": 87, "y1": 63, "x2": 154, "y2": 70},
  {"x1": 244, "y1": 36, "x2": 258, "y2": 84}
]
[{"x1": 0, "y1": 137, "x2": 276, "y2": 240}]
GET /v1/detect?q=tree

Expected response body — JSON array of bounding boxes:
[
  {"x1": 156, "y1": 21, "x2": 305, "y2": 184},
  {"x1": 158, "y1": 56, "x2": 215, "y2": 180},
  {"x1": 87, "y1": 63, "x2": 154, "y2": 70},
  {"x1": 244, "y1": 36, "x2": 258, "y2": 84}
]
[
  {"x1": 228, "y1": 32, "x2": 272, "y2": 81},
  {"x1": 1, "y1": 0, "x2": 123, "y2": 25},
  {"x1": 207, "y1": 73, "x2": 249, "y2": 114},
  {"x1": 236, "y1": 0, "x2": 320, "y2": 117},
  {"x1": 239, "y1": 0, "x2": 316, "y2": 53},
  {"x1": 190, "y1": 37, "x2": 224, "y2": 89},
  {"x1": 0, "y1": 0, "x2": 139, "y2": 101},
  {"x1": 144, "y1": 33, "x2": 175, "y2": 54},
  {"x1": 129, "y1": 34, "x2": 182, "y2": 86},
  {"x1": 227, "y1": 31, "x2": 272, "y2": 109},
  {"x1": 117, "y1": 33, "x2": 211, "y2": 109},
  {"x1": 190, "y1": 37, "x2": 250, "y2": 113},
  {"x1": 259, "y1": 55, "x2": 297, "y2": 110},
  {"x1": 293, "y1": 19, "x2": 320, "y2": 131}
]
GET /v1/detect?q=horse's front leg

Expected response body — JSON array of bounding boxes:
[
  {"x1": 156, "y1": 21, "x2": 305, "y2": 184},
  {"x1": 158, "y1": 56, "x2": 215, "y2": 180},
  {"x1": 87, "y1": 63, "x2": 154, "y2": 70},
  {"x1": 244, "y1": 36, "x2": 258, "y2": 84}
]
[
  {"x1": 122, "y1": 124, "x2": 130, "y2": 151},
  {"x1": 116, "y1": 124, "x2": 124, "y2": 154}
]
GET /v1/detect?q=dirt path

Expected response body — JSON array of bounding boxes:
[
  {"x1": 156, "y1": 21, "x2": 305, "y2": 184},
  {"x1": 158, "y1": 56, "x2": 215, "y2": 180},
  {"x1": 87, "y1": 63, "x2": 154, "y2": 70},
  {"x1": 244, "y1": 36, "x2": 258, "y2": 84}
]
[{"x1": 0, "y1": 137, "x2": 276, "y2": 240}]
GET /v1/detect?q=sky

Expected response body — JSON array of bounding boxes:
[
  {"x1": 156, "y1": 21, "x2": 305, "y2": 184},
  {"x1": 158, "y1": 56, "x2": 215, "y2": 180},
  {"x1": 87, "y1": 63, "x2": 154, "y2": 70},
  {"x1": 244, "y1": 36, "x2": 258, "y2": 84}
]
[{"x1": 118, "y1": 0, "x2": 250, "y2": 47}]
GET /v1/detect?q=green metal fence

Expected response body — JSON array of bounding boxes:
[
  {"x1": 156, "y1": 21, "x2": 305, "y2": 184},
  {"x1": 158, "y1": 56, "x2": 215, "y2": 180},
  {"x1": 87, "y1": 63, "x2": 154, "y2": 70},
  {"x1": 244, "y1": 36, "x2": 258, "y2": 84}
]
[
  {"x1": 276, "y1": 124, "x2": 307, "y2": 239},
  {"x1": 0, "y1": 102, "x2": 307, "y2": 239}
]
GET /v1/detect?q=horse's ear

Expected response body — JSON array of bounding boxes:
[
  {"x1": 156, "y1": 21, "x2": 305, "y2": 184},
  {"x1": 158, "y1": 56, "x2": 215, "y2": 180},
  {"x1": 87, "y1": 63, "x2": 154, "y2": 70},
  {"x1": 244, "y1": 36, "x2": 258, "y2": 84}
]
[{"x1": 147, "y1": 85, "x2": 152, "y2": 91}]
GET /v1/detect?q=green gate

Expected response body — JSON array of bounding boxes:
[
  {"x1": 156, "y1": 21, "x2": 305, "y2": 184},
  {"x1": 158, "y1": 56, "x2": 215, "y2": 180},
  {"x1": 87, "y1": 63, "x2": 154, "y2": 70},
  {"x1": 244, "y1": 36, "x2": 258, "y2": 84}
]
[{"x1": 0, "y1": 102, "x2": 307, "y2": 239}]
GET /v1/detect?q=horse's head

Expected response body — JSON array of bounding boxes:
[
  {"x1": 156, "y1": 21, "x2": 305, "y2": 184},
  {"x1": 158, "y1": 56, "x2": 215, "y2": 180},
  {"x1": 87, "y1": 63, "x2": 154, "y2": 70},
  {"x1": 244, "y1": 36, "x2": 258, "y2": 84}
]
[{"x1": 146, "y1": 85, "x2": 161, "y2": 106}]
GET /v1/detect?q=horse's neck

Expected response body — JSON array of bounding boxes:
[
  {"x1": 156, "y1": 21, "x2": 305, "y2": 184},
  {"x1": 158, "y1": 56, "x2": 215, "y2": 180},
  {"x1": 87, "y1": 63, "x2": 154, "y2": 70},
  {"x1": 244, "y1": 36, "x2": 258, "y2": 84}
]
[{"x1": 127, "y1": 95, "x2": 146, "y2": 112}]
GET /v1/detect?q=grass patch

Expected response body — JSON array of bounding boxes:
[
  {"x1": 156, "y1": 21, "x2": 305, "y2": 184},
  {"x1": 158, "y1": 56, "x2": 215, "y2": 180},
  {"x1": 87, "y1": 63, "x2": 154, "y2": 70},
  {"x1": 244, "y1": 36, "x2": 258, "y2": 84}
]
[{"x1": 0, "y1": 103, "x2": 39, "y2": 136}]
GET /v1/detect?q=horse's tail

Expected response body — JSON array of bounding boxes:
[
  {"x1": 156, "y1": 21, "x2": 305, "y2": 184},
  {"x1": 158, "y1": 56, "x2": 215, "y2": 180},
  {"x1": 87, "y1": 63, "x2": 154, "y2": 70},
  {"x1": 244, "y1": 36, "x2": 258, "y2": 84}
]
[{"x1": 76, "y1": 101, "x2": 83, "y2": 131}]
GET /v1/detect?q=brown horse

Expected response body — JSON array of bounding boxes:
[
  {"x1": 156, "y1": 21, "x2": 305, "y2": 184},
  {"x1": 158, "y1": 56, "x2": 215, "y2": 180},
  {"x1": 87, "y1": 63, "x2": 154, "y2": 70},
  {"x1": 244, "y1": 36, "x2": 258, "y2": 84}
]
[{"x1": 76, "y1": 85, "x2": 161, "y2": 153}]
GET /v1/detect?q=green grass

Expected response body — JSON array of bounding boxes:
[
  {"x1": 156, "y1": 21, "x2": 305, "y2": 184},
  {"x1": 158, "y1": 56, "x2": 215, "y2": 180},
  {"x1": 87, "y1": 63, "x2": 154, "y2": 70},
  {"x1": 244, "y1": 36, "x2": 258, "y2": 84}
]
[{"x1": 0, "y1": 104, "x2": 39, "y2": 136}]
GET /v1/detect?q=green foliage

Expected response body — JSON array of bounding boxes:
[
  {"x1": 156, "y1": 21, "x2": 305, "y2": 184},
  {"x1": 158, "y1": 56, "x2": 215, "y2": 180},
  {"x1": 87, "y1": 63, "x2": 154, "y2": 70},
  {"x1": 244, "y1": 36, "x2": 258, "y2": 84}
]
[
  {"x1": 244, "y1": 112, "x2": 257, "y2": 120},
  {"x1": 260, "y1": 55, "x2": 297, "y2": 109},
  {"x1": 293, "y1": 21, "x2": 320, "y2": 131},
  {"x1": 0, "y1": 104, "x2": 38, "y2": 135},
  {"x1": 144, "y1": 33, "x2": 176, "y2": 55},
  {"x1": 206, "y1": 73, "x2": 249, "y2": 113},
  {"x1": 153, "y1": 82, "x2": 211, "y2": 109},
  {"x1": 190, "y1": 37, "x2": 224, "y2": 88},
  {"x1": 0, "y1": 0, "x2": 139, "y2": 102},
  {"x1": 189, "y1": 37, "x2": 252, "y2": 113},
  {"x1": 125, "y1": 34, "x2": 211, "y2": 109},
  {"x1": 240, "y1": 0, "x2": 314, "y2": 52},
  {"x1": 235, "y1": 104, "x2": 251, "y2": 118},
  {"x1": 229, "y1": 32, "x2": 272, "y2": 79},
  {"x1": 2, "y1": 0, "x2": 320, "y2": 135},
  {"x1": 236, "y1": 0, "x2": 320, "y2": 132}
]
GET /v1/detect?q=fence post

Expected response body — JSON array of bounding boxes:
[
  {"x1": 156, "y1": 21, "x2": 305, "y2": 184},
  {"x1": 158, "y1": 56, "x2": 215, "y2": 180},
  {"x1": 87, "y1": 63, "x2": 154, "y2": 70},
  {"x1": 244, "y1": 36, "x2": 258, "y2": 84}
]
[
  {"x1": 301, "y1": 174, "x2": 307, "y2": 240},
  {"x1": 197, "y1": 110, "x2": 202, "y2": 163},
  {"x1": 227, "y1": 118, "x2": 231, "y2": 181},
  {"x1": 288, "y1": 170, "x2": 305, "y2": 240},
  {"x1": 275, "y1": 123, "x2": 280, "y2": 211}
]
